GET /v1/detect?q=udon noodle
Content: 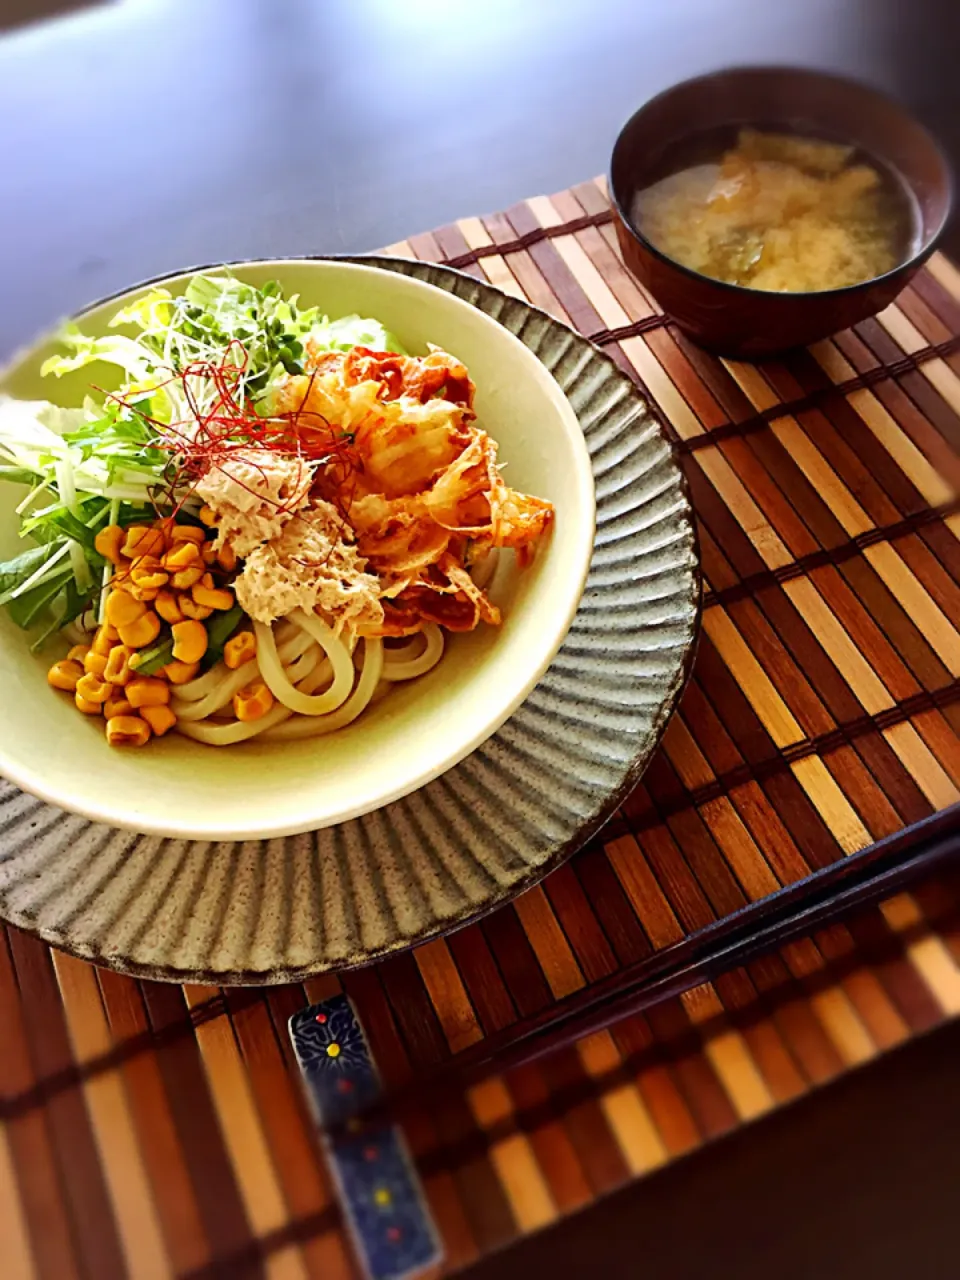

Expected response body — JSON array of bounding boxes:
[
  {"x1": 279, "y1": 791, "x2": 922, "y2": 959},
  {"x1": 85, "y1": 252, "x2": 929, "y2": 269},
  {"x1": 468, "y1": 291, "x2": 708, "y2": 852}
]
[{"x1": 174, "y1": 615, "x2": 444, "y2": 745}]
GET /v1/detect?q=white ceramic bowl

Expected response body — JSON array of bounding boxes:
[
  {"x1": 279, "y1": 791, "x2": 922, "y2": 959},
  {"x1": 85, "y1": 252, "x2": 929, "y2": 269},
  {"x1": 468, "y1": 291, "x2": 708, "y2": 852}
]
[{"x1": 0, "y1": 260, "x2": 595, "y2": 839}]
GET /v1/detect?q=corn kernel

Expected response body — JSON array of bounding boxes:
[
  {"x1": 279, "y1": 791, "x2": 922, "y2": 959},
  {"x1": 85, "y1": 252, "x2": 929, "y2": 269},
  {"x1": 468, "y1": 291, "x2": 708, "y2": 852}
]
[
  {"x1": 106, "y1": 715, "x2": 152, "y2": 747},
  {"x1": 47, "y1": 659, "x2": 84, "y2": 692},
  {"x1": 94, "y1": 524, "x2": 126, "y2": 564},
  {"x1": 224, "y1": 630, "x2": 256, "y2": 669},
  {"x1": 233, "y1": 680, "x2": 275, "y2": 722},
  {"x1": 92, "y1": 624, "x2": 119, "y2": 656},
  {"x1": 199, "y1": 504, "x2": 219, "y2": 527},
  {"x1": 103, "y1": 644, "x2": 134, "y2": 687},
  {"x1": 170, "y1": 565, "x2": 205, "y2": 590},
  {"x1": 117, "y1": 610, "x2": 161, "y2": 649},
  {"x1": 105, "y1": 589, "x2": 147, "y2": 629},
  {"x1": 180, "y1": 596, "x2": 213, "y2": 621},
  {"x1": 193, "y1": 581, "x2": 235, "y2": 611},
  {"x1": 162, "y1": 660, "x2": 200, "y2": 685},
  {"x1": 67, "y1": 644, "x2": 90, "y2": 663},
  {"x1": 171, "y1": 620, "x2": 208, "y2": 664},
  {"x1": 201, "y1": 542, "x2": 218, "y2": 565},
  {"x1": 122, "y1": 525, "x2": 165, "y2": 559},
  {"x1": 130, "y1": 556, "x2": 169, "y2": 592},
  {"x1": 127, "y1": 676, "x2": 170, "y2": 708},
  {"x1": 83, "y1": 650, "x2": 108, "y2": 678},
  {"x1": 140, "y1": 704, "x2": 177, "y2": 736},
  {"x1": 76, "y1": 672, "x2": 112, "y2": 704},
  {"x1": 75, "y1": 693, "x2": 103, "y2": 716},
  {"x1": 163, "y1": 541, "x2": 201, "y2": 571},
  {"x1": 171, "y1": 525, "x2": 206, "y2": 546},
  {"x1": 155, "y1": 589, "x2": 184, "y2": 625},
  {"x1": 104, "y1": 697, "x2": 134, "y2": 720}
]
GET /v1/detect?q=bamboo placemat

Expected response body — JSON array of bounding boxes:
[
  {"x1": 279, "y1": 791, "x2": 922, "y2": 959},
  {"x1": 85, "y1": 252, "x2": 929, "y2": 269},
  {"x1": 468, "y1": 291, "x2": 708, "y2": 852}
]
[
  {"x1": 1, "y1": 871, "x2": 959, "y2": 1278},
  {"x1": 1, "y1": 178, "x2": 960, "y2": 1278}
]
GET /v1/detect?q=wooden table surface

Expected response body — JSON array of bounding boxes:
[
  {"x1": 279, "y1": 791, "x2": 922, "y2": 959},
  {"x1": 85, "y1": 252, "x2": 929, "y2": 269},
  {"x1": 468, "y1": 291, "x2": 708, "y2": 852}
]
[{"x1": 2, "y1": 3, "x2": 959, "y2": 1277}]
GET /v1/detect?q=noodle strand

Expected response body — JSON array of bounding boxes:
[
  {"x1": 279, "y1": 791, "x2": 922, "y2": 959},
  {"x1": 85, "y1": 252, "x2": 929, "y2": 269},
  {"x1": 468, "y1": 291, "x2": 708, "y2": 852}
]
[
  {"x1": 262, "y1": 638, "x2": 384, "y2": 740},
  {"x1": 254, "y1": 614, "x2": 354, "y2": 716},
  {"x1": 381, "y1": 624, "x2": 444, "y2": 682},
  {"x1": 176, "y1": 700, "x2": 293, "y2": 745}
]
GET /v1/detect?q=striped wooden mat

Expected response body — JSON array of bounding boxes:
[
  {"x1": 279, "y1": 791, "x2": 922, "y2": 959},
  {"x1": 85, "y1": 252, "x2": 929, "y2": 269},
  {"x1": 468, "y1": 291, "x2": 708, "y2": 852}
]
[
  {"x1": 1, "y1": 178, "x2": 960, "y2": 1278},
  {"x1": 2, "y1": 873, "x2": 959, "y2": 1278}
]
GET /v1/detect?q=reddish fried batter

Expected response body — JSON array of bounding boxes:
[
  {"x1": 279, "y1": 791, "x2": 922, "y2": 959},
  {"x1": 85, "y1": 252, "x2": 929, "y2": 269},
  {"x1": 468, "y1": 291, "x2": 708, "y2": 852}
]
[
  {"x1": 287, "y1": 345, "x2": 553, "y2": 637},
  {"x1": 342, "y1": 347, "x2": 476, "y2": 408}
]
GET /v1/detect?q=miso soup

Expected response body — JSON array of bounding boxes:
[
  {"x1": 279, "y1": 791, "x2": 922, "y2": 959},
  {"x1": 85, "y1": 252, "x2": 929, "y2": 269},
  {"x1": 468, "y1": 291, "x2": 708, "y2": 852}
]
[{"x1": 630, "y1": 127, "x2": 918, "y2": 293}]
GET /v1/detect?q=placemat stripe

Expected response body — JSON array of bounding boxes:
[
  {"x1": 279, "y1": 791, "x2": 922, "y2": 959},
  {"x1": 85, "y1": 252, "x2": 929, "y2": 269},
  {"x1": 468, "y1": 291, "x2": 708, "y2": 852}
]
[
  {"x1": 541, "y1": 865, "x2": 619, "y2": 984},
  {"x1": 859, "y1": 317, "x2": 960, "y2": 448},
  {"x1": 378, "y1": 956, "x2": 450, "y2": 1069},
  {"x1": 138, "y1": 982, "x2": 254, "y2": 1270},
  {"x1": 846, "y1": 916, "x2": 944, "y2": 1032},
  {"x1": 96, "y1": 968, "x2": 211, "y2": 1277},
  {"x1": 0, "y1": 1124, "x2": 35, "y2": 1280},
  {"x1": 51, "y1": 951, "x2": 172, "y2": 1279},
  {"x1": 413, "y1": 941, "x2": 484, "y2": 1055},
  {"x1": 469, "y1": 1080, "x2": 558, "y2": 1233},
  {"x1": 181, "y1": 985, "x2": 310, "y2": 1280},
  {"x1": 546, "y1": 1042, "x2": 634, "y2": 1188},
  {"x1": 429, "y1": 1092, "x2": 517, "y2": 1255},
  {"x1": 5, "y1": 928, "x2": 128, "y2": 1279},
  {"x1": 340, "y1": 969, "x2": 414, "y2": 1091},
  {"x1": 445, "y1": 930, "x2": 519, "y2": 1036},
  {"x1": 480, "y1": 910, "x2": 555, "y2": 1020},
  {"x1": 481, "y1": 212, "x2": 576, "y2": 324},
  {"x1": 0, "y1": 931, "x2": 80, "y2": 1280}
]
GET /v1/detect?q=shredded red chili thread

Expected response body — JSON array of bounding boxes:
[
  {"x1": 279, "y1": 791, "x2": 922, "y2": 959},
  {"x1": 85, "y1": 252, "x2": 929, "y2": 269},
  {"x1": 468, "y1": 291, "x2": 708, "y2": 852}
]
[{"x1": 105, "y1": 343, "x2": 359, "y2": 528}]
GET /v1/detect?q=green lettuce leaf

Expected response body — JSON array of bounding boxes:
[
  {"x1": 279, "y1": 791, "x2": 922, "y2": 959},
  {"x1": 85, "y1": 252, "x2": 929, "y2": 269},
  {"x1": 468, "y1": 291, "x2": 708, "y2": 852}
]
[
  {"x1": 109, "y1": 288, "x2": 174, "y2": 334},
  {"x1": 0, "y1": 544, "x2": 53, "y2": 597},
  {"x1": 307, "y1": 314, "x2": 406, "y2": 354},
  {"x1": 7, "y1": 567, "x2": 72, "y2": 629},
  {"x1": 40, "y1": 325, "x2": 155, "y2": 382}
]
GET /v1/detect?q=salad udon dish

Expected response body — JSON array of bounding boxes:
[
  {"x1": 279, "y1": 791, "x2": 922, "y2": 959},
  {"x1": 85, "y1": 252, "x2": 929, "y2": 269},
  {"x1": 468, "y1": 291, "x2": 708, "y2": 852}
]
[
  {"x1": 0, "y1": 260, "x2": 593, "y2": 839},
  {"x1": 0, "y1": 274, "x2": 555, "y2": 750}
]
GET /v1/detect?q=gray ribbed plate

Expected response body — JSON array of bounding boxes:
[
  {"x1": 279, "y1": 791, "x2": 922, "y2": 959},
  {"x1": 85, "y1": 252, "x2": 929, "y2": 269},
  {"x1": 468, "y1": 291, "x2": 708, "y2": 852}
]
[{"x1": 0, "y1": 256, "x2": 700, "y2": 983}]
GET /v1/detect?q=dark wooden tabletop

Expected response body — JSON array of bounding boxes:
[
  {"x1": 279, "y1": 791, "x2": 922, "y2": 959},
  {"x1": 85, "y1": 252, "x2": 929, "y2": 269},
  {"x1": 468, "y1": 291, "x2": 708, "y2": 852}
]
[{"x1": 2, "y1": 2, "x2": 959, "y2": 1276}]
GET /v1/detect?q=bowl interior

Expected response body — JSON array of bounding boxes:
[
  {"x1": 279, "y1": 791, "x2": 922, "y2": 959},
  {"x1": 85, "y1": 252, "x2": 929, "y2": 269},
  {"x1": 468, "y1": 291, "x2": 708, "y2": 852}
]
[
  {"x1": 0, "y1": 260, "x2": 595, "y2": 839},
  {"x1": 611, "y1": 66, "x2": 953, "y2": 275}
]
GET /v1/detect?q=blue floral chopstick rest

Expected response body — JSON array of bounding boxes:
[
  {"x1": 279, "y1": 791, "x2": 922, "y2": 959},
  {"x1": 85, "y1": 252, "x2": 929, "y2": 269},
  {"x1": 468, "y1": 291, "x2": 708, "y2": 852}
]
[{"x1": 290, "y1": 995, "x2": 441, "y2": 1280}]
